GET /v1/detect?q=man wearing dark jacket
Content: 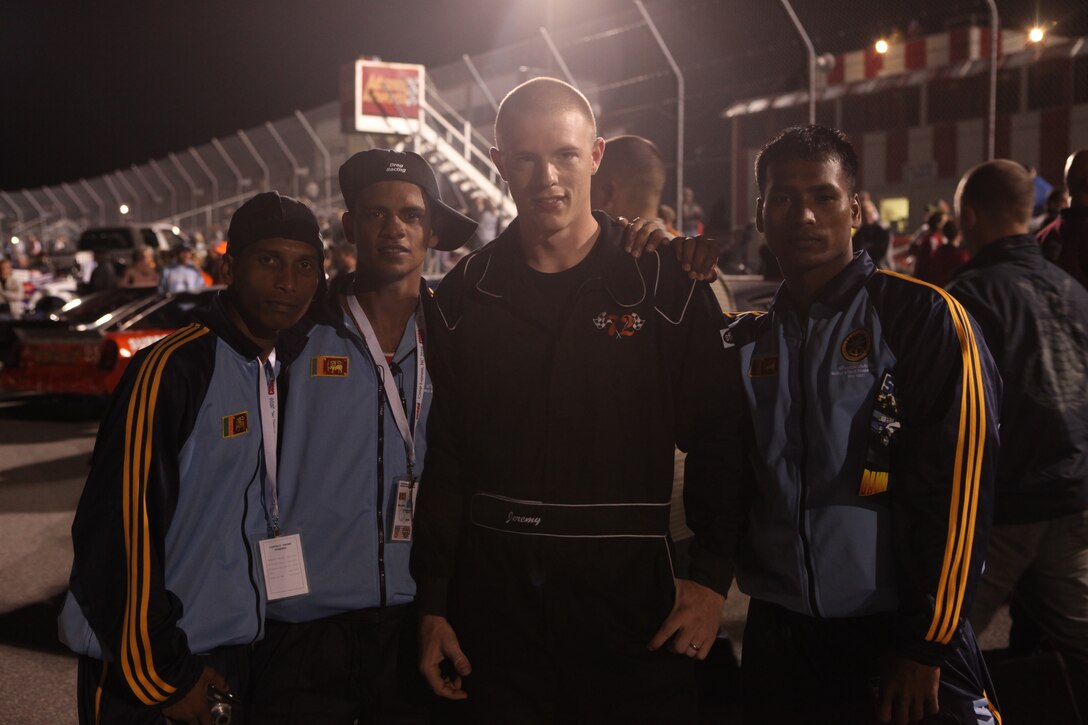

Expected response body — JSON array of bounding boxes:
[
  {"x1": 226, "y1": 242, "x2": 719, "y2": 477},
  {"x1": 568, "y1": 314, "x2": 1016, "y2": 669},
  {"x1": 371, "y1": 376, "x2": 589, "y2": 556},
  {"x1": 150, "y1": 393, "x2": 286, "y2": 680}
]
[
  {"x1": 58, "y1": 192, "x2": 324, "y2": 724},
  {"x1": 947, "y1": 159, "x2": 1088, "y2": 717},
  {"x1": 411, "y1": 77, "x2": 744, "y2": 723},
  {"x1": 1038, "y1": 148, "x2": 1088, "y2": 289}
]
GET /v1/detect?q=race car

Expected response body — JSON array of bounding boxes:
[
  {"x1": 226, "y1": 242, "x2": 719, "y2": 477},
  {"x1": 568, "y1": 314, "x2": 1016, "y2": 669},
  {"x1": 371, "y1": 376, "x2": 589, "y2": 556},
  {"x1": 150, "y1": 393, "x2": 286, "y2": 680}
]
[{"x1": 0, "y1": 287, "x2": 221, "y2": 397}]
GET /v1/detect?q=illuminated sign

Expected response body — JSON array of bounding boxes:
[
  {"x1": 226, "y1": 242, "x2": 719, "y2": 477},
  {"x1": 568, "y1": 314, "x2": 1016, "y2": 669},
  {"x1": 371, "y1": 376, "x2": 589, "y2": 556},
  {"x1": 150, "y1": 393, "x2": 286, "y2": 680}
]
[{"x1": 342, "y1": 59, "x2": 425, "y2": 135}]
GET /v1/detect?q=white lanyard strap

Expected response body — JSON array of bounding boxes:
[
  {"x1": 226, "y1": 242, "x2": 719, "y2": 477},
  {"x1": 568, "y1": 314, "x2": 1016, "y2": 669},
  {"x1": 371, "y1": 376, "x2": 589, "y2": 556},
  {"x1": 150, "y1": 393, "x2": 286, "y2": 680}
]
[
  {"x1": 344, "y1": 295, "x2": 426, "y2": 477},
  {"x1": 258, "y1": 353, "x2": 280, "y2": 535}
]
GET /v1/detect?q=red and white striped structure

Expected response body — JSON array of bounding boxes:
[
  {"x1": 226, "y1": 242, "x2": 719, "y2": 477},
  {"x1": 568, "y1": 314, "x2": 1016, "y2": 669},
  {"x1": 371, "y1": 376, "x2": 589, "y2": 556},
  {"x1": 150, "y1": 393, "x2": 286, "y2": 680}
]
[
  {"x1": 826, "y1": 26, "x2": 1025, "y2": 85},
  {"x1": 724, "y1": 28, "x2": 1088, "y2": 230}
]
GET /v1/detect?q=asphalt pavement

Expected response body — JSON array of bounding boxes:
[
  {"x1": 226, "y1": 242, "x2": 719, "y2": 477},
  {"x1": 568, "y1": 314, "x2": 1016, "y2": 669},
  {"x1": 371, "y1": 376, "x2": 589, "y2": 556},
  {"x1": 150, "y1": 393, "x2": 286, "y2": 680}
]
[{"x1": 0, "y1": 398, "x2": 101, "y2": 723}]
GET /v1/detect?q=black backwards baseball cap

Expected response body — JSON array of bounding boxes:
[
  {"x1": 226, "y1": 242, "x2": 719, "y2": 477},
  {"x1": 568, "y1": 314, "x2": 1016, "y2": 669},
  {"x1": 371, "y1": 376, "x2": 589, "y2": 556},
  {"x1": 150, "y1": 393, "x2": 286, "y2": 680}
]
[
  {"x1": 226, "y1": 191, "x2": 324, "y2": 256},
  {"x1": 338, "y1": 149, "x2": 478, "y2": 251}
]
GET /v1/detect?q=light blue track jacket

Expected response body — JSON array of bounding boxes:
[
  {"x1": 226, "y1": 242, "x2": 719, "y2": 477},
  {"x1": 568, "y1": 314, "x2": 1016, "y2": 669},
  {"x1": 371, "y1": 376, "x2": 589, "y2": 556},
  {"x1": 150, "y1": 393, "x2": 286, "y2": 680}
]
[
  {"x1": 727, "y1": 252, "x2": 1001, "y2": 664},
  {"x1": 268, "y1": 283, "x2": 431, "y2": 622}
]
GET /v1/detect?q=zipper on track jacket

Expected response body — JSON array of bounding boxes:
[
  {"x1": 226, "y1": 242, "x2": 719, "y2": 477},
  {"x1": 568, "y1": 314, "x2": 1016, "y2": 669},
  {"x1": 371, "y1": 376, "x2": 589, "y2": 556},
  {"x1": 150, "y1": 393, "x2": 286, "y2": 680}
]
[
  {"x1": 376, "y1": 379, "x2": 388, "y2": 608},
  {"x1": 797, "y1": 322, "x2": 821, "y2": 617}
]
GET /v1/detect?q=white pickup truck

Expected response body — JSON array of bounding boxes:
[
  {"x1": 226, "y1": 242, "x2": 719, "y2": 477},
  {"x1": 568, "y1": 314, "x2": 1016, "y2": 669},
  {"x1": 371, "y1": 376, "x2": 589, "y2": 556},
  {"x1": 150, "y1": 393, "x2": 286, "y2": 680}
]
[{"x1": 73, "y1": 224, "x2": 188, "y2": 283}]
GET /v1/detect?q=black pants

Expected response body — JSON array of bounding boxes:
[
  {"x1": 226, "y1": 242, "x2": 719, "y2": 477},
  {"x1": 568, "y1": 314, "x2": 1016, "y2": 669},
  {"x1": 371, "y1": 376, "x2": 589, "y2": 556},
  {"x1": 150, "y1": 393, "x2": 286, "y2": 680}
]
[
  {"x1": 449, "y1": 532, "x2": 697, "y2": 724},
  {"x1": 458, "y1": 640, "x2": 696, "y2": 725},
  {"x1": 77, "y1": 646, "x2": 250, "y2": 725},
  {"x1": 741, "y1": 599, "x2": 1001, "y2": 725},
  {"x1": 246, "y1": 604, "x2": 428, "y2": 725}
]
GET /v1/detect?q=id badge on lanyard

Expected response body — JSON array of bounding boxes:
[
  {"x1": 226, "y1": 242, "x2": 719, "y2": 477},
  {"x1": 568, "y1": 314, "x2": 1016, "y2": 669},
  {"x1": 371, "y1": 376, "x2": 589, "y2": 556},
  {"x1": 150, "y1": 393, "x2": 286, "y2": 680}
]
[
  {"x1": 345, "y1": 295, "x2": 426, "y2": 541},
  {"x1": 256, "y1": 353, "x2": 310, "y2": 600}
]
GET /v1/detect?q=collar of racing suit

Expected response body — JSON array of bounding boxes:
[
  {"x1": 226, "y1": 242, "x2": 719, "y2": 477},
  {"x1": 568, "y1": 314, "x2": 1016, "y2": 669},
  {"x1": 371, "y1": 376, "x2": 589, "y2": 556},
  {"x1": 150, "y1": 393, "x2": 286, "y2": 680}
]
[{"x1": 469, "y1": 210, "x2": 648, "y2": 308}]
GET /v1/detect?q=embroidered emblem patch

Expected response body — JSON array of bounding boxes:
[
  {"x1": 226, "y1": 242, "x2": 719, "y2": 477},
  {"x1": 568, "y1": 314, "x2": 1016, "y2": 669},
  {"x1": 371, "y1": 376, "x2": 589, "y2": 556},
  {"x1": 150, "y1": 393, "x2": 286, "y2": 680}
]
[
  {"x1": 841, "y1": 328, "x2": 872, "y2": 363},
  {"x1": 593, "y1": 311, "x2": 645, "y2": 339},
  {"x1": 222, "y1": 412, "x2": 249, "y2": 438},
  {"x1": 748, "y1": 356, "x2": 779, "y2": 378},
  {"x1": 860, "y1": 370, "x2": 900, "y2": 496},
  {"x1": 310, "y1": 355, "x2": 349, "y2": 377},
  {"x1": 720, "y1": 327, "x2": 734, "y2": 349}
]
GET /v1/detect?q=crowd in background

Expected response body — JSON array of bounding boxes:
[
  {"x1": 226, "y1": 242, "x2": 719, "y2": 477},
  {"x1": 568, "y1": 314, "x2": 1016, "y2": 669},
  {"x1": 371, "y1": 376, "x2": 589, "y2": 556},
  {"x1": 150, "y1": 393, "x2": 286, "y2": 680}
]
[{"x1": 0, "y1": 156, "x2": 1078, "y2": 323}]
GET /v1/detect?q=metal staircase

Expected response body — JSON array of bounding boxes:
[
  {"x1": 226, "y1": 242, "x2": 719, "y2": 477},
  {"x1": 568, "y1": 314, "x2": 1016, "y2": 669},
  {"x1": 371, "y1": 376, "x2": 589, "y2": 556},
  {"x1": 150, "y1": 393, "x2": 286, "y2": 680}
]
[{"x1": 388, "y1": 82, "x2": 515, "y2": 221}]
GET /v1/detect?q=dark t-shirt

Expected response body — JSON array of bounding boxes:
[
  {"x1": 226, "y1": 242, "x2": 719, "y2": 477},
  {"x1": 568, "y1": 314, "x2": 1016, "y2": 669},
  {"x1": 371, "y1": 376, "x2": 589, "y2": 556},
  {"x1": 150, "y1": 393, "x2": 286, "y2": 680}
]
[{"x1": 521, "y1": 244, "x2": 598, "y2": 335}]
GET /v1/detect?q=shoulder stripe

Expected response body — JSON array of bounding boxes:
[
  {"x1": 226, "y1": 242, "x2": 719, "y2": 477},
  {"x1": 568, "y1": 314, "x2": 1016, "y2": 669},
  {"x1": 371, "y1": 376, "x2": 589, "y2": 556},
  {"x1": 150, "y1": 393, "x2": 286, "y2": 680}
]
[
  {"x1": 878, "y1": 270, "x2": 987, "y2": 645},
  {"x1": 119, "y1": 323, "x2": 209, "y2": 704},
  {"x1": 985, "y1": 690, "x2": 1003, "y2": 725},
  {"x1": 940, "y1": 299, "x2": 987, "y2": 643},
  {"x1": 932, "y1": 294, "x2": 984, "y2": 644}
]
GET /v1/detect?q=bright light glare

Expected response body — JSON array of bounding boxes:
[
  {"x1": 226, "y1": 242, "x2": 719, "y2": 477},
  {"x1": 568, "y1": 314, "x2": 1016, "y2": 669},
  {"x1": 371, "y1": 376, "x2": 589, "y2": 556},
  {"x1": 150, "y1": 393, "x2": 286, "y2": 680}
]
[
  {"x1": 120, "y1": 347, "x2": 133, "y2": 358},
  {"x1": 875, "y1": 39, "x2": 890, "y2": 54},
  {"x1": 94, "y1": 313, "x2": 114, "y2": 326},
  {"x1": 61, "y1": 298, "x2": 83, "y2": 312},
  {"x1": 119, "y1": 204, "x2": 130, "y2": 215},
  {"x1": 10, "y1": 236, "x2": 19, "y2": 245},
  {"x1": 1028, "y1": 26, "x2": 1045, "y2": 43},
  {"x1": 171, "y1": 225, "x2": 181, "y2": 235}
]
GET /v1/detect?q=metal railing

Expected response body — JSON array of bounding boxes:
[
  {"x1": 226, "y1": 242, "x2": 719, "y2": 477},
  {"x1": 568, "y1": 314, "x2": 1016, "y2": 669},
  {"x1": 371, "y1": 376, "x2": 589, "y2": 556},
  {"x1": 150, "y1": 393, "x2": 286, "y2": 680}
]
[{"x1": 0, "y1": 102, "x2": 344, "y2": 257}]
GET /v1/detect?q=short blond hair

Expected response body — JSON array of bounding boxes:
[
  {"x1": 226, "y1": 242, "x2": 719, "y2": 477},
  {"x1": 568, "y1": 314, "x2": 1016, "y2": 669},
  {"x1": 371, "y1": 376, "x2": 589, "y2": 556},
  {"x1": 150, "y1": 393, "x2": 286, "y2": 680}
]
[{"x1": 494, "y1": 77, "x2": 596, "y2": 149}]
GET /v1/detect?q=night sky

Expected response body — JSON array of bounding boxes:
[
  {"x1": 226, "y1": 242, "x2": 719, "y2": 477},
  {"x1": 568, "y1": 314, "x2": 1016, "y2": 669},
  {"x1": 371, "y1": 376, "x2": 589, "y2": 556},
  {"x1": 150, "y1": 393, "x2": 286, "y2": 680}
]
[
  {"x1": 3, "y1": 0, "x2": 628, "y2": 190},
  {"x1": 5, "y1": 0, "x2": 1086, "y2": 191}
]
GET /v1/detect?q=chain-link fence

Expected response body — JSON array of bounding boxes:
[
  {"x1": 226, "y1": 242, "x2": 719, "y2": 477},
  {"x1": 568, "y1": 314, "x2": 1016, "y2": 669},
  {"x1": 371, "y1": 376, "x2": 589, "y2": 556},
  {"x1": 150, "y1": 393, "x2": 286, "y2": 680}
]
[{"x1": 0, "y1": 102, "x2": 346, "y2": 260}]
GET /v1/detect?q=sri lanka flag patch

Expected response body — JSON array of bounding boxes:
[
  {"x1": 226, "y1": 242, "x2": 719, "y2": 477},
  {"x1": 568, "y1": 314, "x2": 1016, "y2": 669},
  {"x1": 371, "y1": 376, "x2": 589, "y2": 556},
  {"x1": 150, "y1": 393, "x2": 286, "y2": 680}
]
[
  {"x1": 311, "y1": 356, "x2": 349, "y2": 377},
  {"x1": 222, "y1": 412, "x2": 249, "y2": 438}
]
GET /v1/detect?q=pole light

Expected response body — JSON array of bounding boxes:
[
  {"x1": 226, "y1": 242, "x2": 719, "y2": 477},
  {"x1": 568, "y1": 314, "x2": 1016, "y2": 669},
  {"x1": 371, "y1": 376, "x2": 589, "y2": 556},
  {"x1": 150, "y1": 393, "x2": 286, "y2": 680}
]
[
  {"x1": 984, "y1": 0, "x2": 999, "y2": 160},
  {"x1": 779, "y1": 0, "x2": 817, "y2": 124},
  {"x1": 635, "y1": 0, "x2": 686, "y2": 232},
  {"x1": 1028, "y1": 26, "x2": 1045, "y2": 44}
]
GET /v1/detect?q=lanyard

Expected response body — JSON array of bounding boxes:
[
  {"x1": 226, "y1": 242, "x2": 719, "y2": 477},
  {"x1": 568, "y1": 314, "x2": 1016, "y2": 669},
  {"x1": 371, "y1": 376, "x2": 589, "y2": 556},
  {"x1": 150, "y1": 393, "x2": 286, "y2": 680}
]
[
  {"x1": 344, "y1": 294, "x2": 426, "y2": 481},
  {"x1": 258, "y1": 352, "x2": 281, "y2": 535}
]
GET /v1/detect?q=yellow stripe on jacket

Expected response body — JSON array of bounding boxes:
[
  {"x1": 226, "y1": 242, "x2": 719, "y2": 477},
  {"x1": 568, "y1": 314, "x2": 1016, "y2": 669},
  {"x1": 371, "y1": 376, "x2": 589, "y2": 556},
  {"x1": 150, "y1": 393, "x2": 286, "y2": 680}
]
[
  {"x1": 120, "y1": 324, "x2": 208, "y2": 704},
  {"x1": 878, "y1": 271, "x2": 987, "y2": 646}
]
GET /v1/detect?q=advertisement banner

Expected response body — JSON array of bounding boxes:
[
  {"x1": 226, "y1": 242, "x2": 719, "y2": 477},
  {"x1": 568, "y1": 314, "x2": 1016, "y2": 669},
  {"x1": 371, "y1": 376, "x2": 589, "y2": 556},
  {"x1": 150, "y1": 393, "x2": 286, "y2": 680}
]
[{"x1": 348, "y1": 60, "x2": 426, "y2": 135}]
